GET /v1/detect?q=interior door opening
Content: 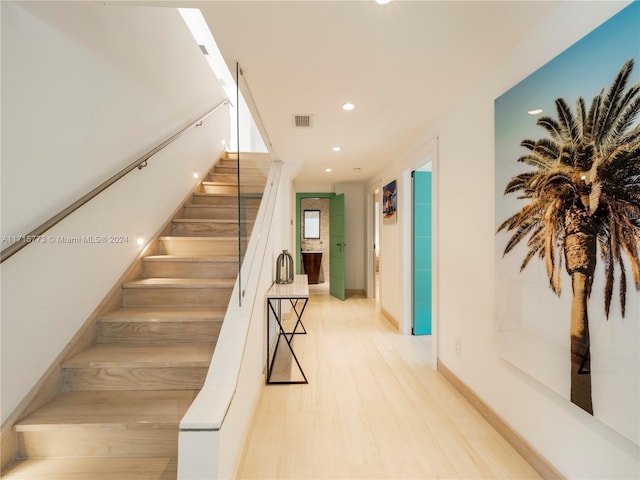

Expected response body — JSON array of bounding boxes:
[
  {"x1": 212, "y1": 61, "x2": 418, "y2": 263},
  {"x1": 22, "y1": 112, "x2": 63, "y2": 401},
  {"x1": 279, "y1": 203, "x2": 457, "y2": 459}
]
[
  {"x1": 296, "y1": 193, "x2": 345, "y2": 300},
  {"x1": 412, "y1": 169, "x2": 432, "y2": 335}
]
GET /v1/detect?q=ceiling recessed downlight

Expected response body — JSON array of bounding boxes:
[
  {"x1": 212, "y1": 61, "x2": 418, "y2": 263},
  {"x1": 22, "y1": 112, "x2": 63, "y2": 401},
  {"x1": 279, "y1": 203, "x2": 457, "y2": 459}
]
[
  {"x1": 528, "y1": 108, "x2": 543, "y2": 115},
  {"x1": 325, "y1": 168, "x2": 333, "y2": 173},
  {"x1": 376, "y1": 0, "x2": 391, "y2": 4},
  {"x1": 332, "y1": 146, "x2": 341, "y2": 152},
  {"x1": 342, "y1": 102, "x2": 355, "y2": 111}
]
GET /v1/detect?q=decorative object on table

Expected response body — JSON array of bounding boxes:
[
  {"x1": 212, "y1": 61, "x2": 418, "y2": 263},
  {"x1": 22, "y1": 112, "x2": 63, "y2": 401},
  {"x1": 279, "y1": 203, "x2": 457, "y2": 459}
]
[
  {"x1": 276, "y1": 249, "x2": 294, "y2": 284},
  {"x1": 383, "y1": 180, "x2": 397, "y2": 224}
]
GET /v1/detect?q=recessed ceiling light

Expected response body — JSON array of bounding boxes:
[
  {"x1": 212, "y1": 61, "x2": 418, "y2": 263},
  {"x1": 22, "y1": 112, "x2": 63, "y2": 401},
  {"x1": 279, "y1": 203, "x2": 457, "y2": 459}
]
[
  {"x1": 325, "y1": 168, "x2": 333, "y2": 173},
  {"x1": 376, "y1": 0, "x2": 391, "y2": 4},
  {"x1": 342, "y1": 102, "x2": 355, "y2": 111},
  {"x1": 528, "y1": 108, "x2": 543, "y2": 115},
  {"x1": 332, "y1": 146, "x2": 341, "y2": 152}
]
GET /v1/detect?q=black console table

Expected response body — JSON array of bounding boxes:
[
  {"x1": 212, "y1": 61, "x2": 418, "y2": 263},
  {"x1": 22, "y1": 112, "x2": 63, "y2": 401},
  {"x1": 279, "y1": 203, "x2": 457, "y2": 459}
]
[{"x1": 266, "y1": 274, "x2": 309, "y2": 384}]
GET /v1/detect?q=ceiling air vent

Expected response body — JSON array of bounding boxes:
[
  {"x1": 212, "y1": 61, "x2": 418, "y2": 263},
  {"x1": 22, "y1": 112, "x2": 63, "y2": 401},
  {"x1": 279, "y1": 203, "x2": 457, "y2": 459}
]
[
  {"x1": 198, "y1": 44, "x2": 209, "y2": 55},
  {"x1": 293, "y1": 114, "x2": 313, "y2": 128}
]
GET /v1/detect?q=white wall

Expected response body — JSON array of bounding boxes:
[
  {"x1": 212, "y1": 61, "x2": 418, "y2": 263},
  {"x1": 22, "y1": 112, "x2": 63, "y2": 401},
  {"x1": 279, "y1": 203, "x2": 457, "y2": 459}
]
[
  {"x1": 1, "y1": 2, "x2": 228, "y2": 423},
  {"x1": 373, "y1": 136, "x2": 437, "y2": 331},
  {"x1": 376, "y1": 1, "x2": 639, "y2": 478}
]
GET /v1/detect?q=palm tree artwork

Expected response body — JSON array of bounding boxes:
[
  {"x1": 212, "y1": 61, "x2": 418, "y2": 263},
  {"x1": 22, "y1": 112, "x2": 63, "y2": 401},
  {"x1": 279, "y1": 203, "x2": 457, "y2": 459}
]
[{"x1": 497, "y1": 59, "x2": 640, "y2": 415}]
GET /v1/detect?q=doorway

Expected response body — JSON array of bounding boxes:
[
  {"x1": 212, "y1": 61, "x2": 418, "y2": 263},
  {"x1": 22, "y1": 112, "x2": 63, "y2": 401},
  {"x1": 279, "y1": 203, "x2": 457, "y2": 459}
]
[
  {"x1": 412, "y1": 169, "x2": 432, "y2": 335},
  {"x1": 296, "y1": 193, "x2": 345, "y2": 300}
]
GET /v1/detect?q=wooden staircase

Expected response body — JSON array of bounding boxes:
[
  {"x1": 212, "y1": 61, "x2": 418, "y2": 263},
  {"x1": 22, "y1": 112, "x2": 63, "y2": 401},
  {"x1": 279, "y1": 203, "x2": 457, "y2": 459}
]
[{"x1": 2, "y1": 153, "x2": 268, "y2": 479}]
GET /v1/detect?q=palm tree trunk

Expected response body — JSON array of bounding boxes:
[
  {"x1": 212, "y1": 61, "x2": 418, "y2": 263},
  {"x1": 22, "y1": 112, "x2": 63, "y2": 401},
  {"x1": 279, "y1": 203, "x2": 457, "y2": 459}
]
[
  {"x1": 569, "y1": 271, "x2": 593, "y2": 414},
  {"x1": 564, "y1": 206, "x2": 596, "y2": 415}
]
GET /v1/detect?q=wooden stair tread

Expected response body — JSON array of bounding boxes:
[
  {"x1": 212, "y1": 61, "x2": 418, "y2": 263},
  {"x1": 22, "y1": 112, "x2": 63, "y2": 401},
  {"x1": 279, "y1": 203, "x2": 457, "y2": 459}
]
[
  {"x1": 1, "y1": 457, "x2": 176, "y2": 479},
  {"x1": 158, "y1": 235, "x2": 238, "y2": 242},
  {"x1": 63, "y1": 343, "x2": 214, "y2": 367},
  {"x1": 123, "y1": 278, "x2": 235, "y2": 288},
  {"x1": 184, "y1": 203, "x2": 258, "y2": 209},
  {"x1": 98, "y1": 306, "x2": 226, "y2": 322},
  {"x1": 143, "y1": 255, "x2": 237, "y2": 262},
  {"x1": 172, "y1": 218, "x2": 251, "y2": 224},
  {"x1": 202, "y1": 178, "x2": 265, "y2": 185},
  {"x1": 16, "y1": 390, "x2": 197, "y2": 429}
]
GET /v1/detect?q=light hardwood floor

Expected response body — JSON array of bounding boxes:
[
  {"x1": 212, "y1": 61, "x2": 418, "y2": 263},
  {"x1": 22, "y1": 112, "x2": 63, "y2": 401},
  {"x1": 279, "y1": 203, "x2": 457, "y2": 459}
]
[{"x1": 236, "y1": 293, "x2": 542, "y2": 480}]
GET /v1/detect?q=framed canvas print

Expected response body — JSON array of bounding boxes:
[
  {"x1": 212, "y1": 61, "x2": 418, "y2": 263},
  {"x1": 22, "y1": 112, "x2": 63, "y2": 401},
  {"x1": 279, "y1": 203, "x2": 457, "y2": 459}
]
[
  {"x1": 494, "y1": 2, "x2": 639, "y2": 445},
  {"x1": 383, "y1": 180, "x2": 397, "y2": 224}
]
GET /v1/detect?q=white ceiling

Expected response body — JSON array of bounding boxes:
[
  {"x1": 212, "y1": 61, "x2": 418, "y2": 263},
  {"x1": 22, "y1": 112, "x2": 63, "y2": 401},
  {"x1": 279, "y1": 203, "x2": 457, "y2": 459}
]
[{"x1": 191, "y1": 1, "x2": 561, "y2": 185}]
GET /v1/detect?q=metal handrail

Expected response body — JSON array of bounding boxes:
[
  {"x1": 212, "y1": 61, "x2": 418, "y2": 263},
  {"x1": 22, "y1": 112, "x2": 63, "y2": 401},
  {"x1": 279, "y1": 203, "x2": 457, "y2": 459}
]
[{"x1": 1, "y1": 99, "x2": 230, "y2": 263}]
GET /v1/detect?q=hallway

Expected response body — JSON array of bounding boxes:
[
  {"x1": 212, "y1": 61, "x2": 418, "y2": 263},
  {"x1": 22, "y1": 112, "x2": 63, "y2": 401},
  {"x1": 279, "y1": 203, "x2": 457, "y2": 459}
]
[{"x1": 236, "y1": 294, "x2": 541, "y2": 479}]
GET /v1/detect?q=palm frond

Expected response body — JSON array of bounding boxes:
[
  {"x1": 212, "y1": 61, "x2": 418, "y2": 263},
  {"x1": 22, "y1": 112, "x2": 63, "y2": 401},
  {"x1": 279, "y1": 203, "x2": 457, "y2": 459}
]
[
  {"x1": 520, "y1": 139, "x2": 536, "y2": 151},
  {"x1": 576, "y1": 97, "x2": 587, "y2": 137},
  {"x1": 521, "y1": 228, "x2": 544, "y2": 271},
  {"x1": 599, "y1": 234, "x2": 614, "y2": 317},
  {"x1": 533, "y1": 138, "x2": 562, "y2": 161},
  {"x1": 619, "y1": 259, "x2": 627, "y2": 317},
  {"x1": 600, "y1": 86, "x2": 640, "y2": 149},
  {"x1": 504, "y1": 172, "x2": 536, "y2": 194},
  {"x1": 544, "y1": 200, "x2": 563, "y2": 294},
  {"x1": 535, "y1": 172, "x2": 574, "y2": 199},
  {"x1": 503, "y1": 215, "x2": 540, "y2": 255},
  {"x1": 537, "y1": 116, "x2": 564, "y2": 142},
  {"x1": 595, "y1": 59, "x2": 635, "y2": 145},
  {"x1": 517, "y1": 154, "x2": 554, "y2": 170},
  {"x1": 556, "y1": 97, "x2": 580, "y2": 144},
  {"x1": 585, "y1": 88, "x2": 605, "y2": 141},
  {"x1": 620, "y1": 124, "x2": 640, "y2": 146}
]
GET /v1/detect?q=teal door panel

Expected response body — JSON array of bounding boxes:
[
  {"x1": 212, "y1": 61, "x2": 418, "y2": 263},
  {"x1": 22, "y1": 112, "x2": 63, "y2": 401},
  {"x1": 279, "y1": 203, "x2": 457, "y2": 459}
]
[
  {"x1": 329, "y1": 193, "x2": 346, "y2": 300},
  {"x1": 414, "y1": 301, "x2": 432, "y2": 332},
  {"x1": 414, "y1": 209, "x2": 432, "y2": 237},
  {"x1": 414, "y1": 268, "x2": 432, "y2": 302},
  {"x1": 413, "y1": 171, "x2": 432, "y2": 335},
  {"x1": 414, "y1": 237, "x2": 432, "y2": 265}
]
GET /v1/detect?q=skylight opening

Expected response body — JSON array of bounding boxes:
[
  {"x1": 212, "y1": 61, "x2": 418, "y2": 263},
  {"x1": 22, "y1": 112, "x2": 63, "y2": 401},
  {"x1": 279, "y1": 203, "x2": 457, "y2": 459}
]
[{"x1": 178, "y1": 8, "x2": 267, "y2": 153}]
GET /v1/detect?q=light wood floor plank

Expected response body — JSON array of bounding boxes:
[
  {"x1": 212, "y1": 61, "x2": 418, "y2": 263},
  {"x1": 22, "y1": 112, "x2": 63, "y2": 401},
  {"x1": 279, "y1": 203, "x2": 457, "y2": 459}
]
[{"x1": 236, "y1": 294, "x2": 542, "y2": 479}]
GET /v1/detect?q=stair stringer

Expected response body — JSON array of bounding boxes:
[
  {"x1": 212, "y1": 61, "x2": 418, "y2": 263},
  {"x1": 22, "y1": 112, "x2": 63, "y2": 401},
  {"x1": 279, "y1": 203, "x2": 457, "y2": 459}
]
[{"x1": 178, "y1": 160, "x2": 285, "y2": 480}]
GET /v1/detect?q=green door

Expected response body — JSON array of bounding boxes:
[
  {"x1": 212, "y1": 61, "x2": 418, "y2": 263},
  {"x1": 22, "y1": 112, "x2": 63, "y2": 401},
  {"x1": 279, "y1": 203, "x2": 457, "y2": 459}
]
[
  {"x1": 329, "y1": 193, "x2": 346, "y2": 300},
  {"x1": 413, "y1": 171, "x2": 432, "y2": 335}
]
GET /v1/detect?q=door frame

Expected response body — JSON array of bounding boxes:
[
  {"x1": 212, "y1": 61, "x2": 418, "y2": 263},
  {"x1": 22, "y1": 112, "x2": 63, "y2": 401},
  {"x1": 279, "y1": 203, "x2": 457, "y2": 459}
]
[
  {"x1": 295, "y1": 192, "x2": 339, "y2": 287},
  {"x1": 401, "y1": 139, "x2": 439, "y2": 366}
]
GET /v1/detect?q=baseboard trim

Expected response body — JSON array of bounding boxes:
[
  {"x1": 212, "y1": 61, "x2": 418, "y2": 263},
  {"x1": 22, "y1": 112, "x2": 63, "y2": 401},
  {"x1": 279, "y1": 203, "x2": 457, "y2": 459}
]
[
  {"x1": 380, "y1": 306, "x2": 399, "y2": 330},
  {"x1": 437, "y1": 360, "x2": 564, "y2": 480}
]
